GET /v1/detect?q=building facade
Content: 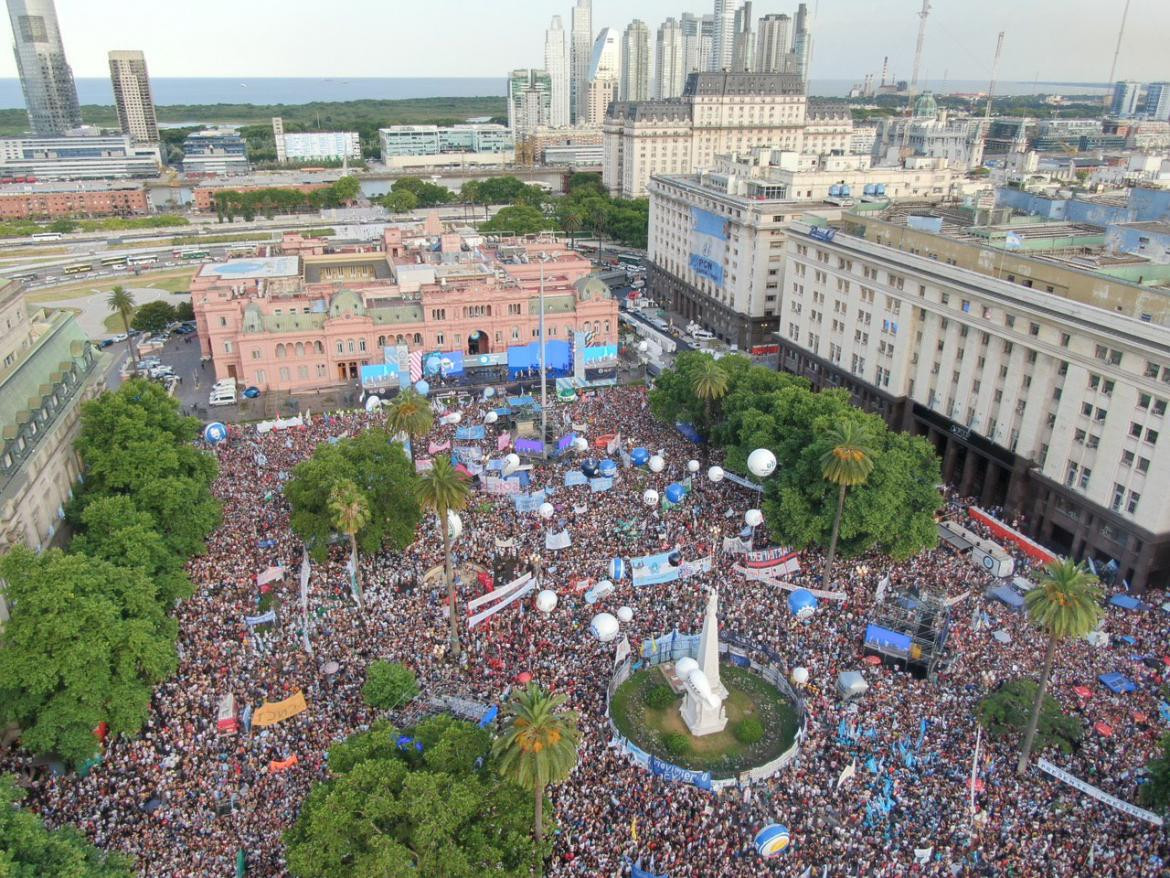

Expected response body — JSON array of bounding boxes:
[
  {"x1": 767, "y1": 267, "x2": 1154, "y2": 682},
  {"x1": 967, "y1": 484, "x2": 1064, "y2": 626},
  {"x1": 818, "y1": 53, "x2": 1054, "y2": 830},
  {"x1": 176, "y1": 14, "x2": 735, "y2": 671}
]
[
  {"x1": 585, "y1": 28, "x2": 620, "y2": 127},
  {"x1": 0, "y1": 281, "x2": 105, "y2": 619},
  {"x1": 774, "y1": 217, "x2": 1170, "y2": 589},
  {"x1": 1111, "y1": 81, "x2": 1142, "y2": 119},
  {"x1": 1145, "y1": 82, "x2": 1170, "y2": 122},
  {"x1": 755, "y1": 14, "x2": 791, "y2": 74},
  {"x1": 655, "y1": 18, "x2": 685, "y2": 100},
  {"x1": 278, "y1": 131, "x2": 361, "y2": 162},
  {"x1": 730, "y1": 1, "x2": 753, "y2": 73},
  {"x1": 508, "y1": 69, "x2": 553, "y2": 139},
  {"x1": 5, "y1": 0, "x2": 80, "y2": 135},
  {"x1": 619, "y1": 20, "x2": 650, "y2": 103},
  {"x1": 0, "y1": 181, "x2": 149, "y2": 218},
  {"x1": 544, "y1": 15, "x2": 571, "y2": 128},
  {"x1": 570, "y1": 0, "x2": 593, "y2": 125},
  {"x1": 711, "y1": 0, "x2": 736, "y2": 72},
  {"x1": 192, "y1": 233, "x2": 618, "y2": 393},
  {"x1": 378, "y1": 124, "x2": 515, "y2": 169},
  {"x1": 108, "y1": 50, "x2": 159, "y2": 144},
  {"x1": 182, "y1": 128, "x2": 249, "y2": 176},
  {"x1": 0, "y1": 132, "x2": 161, "y2": 180},
  {"x1": 522, "y1": 126, "x2": 603, "y2": 166}
]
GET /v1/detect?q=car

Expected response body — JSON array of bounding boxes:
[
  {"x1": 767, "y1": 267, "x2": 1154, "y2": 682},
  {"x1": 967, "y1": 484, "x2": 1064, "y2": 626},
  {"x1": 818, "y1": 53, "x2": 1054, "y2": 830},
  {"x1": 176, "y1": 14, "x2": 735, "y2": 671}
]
[
  {"x1": 98, "y1": 338, "x2": 115, "y2": 348},
  {"x1": 175, "y1": 324, "x2": 195, "y2": 335},
  {"x1": 111, "y1": 333, "x2": 128, "y2": 343},
  {"x1": 242, "y1": 386, "x2": 261, "y2": 399}
]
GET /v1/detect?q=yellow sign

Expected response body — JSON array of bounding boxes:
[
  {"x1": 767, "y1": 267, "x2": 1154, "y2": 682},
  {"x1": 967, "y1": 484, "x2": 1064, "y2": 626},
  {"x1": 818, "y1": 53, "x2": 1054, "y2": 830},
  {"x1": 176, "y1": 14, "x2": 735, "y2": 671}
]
[{"x1": 252, "y1": 691, "x2": 308, "y2": 727}]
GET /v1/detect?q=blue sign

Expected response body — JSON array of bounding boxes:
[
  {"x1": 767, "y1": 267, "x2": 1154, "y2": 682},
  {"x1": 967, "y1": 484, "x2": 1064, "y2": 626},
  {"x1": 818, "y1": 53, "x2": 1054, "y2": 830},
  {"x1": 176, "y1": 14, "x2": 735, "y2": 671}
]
[
  {"x1": 809, "y1": 226, "x2": 837, "y2": 243},
  {"x1": 649, "y1": 755, "x2": 712, "y2": 790}
]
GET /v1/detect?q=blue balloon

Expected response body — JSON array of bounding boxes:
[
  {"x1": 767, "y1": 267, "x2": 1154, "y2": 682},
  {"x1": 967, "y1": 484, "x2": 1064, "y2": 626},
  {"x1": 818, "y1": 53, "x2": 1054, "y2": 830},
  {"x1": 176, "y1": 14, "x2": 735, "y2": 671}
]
[
  {"x1": 581, "y1": 459, "x2": 599, "y2": 478},
  {"x1": 631, "y1": 447, "x2": 650, "y2": 466},
  {"x1": 754, "y1": 824, "x2": 791, "y2": 858},
  {"x1": 788, "y1": 589, "x2": 819, "y2": 619},
  {"x1": 203, "y1": 422, "x2": 228, "y2": 444},
  {"x1": 609, "y1": 557, "x2": 625, "y2": 581},
  {"x1": 414, "y1": 380, "x2": 430, "y2": 396},
  {"x1": 599, "y1": 459, "x2": 618, "y2": 477},
  {"x1": 665, "y1": 482, "x2": 686, "y2": 504}
]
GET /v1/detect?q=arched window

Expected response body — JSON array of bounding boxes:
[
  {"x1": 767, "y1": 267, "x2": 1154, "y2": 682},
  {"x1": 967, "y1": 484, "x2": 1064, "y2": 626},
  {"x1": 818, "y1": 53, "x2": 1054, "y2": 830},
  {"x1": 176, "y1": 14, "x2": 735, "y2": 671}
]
[
  {"x1": 377, "y1": 335, "x2": 386, "y2": 347},
  {"x1": 395, "y1": 334, "x2": 404, "y2": 345},
  {"x1": 315, "y1": 341, "x2": 324, "y2": 354},
  {"x1": 359, "y1": 338, "x2": 367, "y2": 352},
  {"x1": 295, "y1": 342, "x2": 304, "y2": 357},
  {"x1": 347, "y1": 338, "x2": 355, "y2": 353},
  {"x1": 413, "y1": 333, "x2": 422, "y2": 345},
  {"x1": 604, "y1": 320, "x2": 610, "y2": 335},
  {"x1": 275, "y1": 343, "x2": 286, "y2": 359}
]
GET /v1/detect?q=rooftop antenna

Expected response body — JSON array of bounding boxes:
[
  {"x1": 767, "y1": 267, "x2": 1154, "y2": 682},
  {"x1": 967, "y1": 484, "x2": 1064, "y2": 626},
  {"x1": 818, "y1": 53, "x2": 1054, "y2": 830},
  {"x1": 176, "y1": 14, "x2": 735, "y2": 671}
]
[{"x1": 1104, "y1": 0, "x2": 1132, "y2": 106}]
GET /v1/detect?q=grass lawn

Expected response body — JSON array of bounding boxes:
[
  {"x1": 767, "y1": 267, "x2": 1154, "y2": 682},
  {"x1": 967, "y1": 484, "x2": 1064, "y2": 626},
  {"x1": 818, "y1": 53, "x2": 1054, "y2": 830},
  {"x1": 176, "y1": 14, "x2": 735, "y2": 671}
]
[
  {"x1": 610, "y1": 664, "x2": 799, "y2": 777},
  {"x1": 24, "y1": 268, "x2": 196, "y2": 302}
]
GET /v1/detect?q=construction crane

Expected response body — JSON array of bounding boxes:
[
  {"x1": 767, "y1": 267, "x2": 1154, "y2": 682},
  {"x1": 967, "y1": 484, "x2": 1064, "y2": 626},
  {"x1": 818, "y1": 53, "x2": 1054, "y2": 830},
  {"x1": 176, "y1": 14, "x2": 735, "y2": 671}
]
[
  {"x1": 908, "y1": 0, "x2": 932, "y2": 99},
  {"x1": 1104, "y1": 0, "x2": 1132, "y2": 107},
  {"x1": 977, "y1": 32, "x2": 1005, "y2": 165}
]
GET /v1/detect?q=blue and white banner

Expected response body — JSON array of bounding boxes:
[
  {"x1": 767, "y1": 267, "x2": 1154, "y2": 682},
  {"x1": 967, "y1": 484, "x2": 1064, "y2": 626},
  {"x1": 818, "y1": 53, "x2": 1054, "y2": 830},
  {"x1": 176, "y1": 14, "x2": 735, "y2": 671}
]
[
  {"x1": 589, "y1": 477, "x2": 614, "y2": 493},
  {"x1": 452, "y1": 445, "x2": 483, "y2": 462},
  {"x1": 650, "y1": 755, "x2": 712, "y2": 790},
  {"x1": 631, "y1": 551, "x2": 680, "y2": 586},
  {"x1": 513, "y1": 490, "x2": 548, "y2": 513},
  {"x1": 721, "y1": 470, "x2": 763, "y2": 492},
  {"x1": 455, "y1": 425, "x2": 486, "y2": 441},
  {"x1": 467, "y1": 578, "x2": 536, "y2": 629},
  {"x1": 245, "y1": 610, "x2": 277, "y2": 627},
  {"x1": 564, "y1": 471, "x2": 588, "y2": 487}
]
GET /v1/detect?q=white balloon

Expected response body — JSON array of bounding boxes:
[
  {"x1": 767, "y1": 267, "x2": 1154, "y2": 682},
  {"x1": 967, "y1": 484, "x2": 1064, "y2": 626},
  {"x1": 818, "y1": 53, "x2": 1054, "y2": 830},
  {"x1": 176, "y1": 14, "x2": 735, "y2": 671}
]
[
  {"x1": 573, "y1": 436, "x2": 589, "y2": 452},
  {"x1": 648, "y1": 455, "x2": 665, "y2": 473},
  {"x1": 590, "y1": 612, "x2": 620, "y2": 642},
  {"x1": 538, "y1": 501, "x2": 555, "y2": 519},
  {"x1": 616, "y1": 605, "x2": 634, "y2": 623},
  {"x1": 364, "y1": 395, "x2": 381, "y2": 412},
  {"x1": 745, "y1": 508, "x2": 764, "y2": 528},
  {"x1": 707, "y1": 466, "x2": 725, "y2": 483},
  {"x1": 446, "y1": 511, "x2": 463, "y2": 541},
  {"x1": 687, "y1": 459, "x2": 700, "y2": 473},
  {"x1": 448, "y1": 411, "x2": 462, "y2": 425},
  {"x1": 792, "y1": 666, "x2": 809, "y2": 686},
  {"x1": 637, "y1": 340, "x2": 649, "y2": 353},
  {"x1": 535, "y1": 589, "x2": 558, "y2": 614},
  {"x1": 503, "y1": 453, "x2": 521, "y2": 475},
  {"x1": 484, "y1": 411, "x2": 499, "y2": 424},
  {"x1": 747, "y1": 448, "x2": 777, "y2": 478},
  {"x1": 643, "y1": 489, "x2": 659, "y2": 507}
]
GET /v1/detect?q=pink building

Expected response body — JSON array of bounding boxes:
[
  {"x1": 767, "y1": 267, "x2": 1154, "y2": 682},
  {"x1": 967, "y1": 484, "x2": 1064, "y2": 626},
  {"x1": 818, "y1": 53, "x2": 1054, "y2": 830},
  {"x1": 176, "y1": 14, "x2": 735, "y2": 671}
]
[{"x1": 192, "y1": 230, "x2": 619, "y2": 391}]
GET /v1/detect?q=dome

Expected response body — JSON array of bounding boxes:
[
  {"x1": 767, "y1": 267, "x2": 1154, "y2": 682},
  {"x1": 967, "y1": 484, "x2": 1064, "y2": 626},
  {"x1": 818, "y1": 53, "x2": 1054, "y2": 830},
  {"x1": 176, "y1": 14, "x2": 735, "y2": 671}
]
[
  {"x1": 913, "y1": 90, "x2": 938, "y2": 119},
  {"x1": 574, "y1": 274, "x2": 610, "y2": 302}
]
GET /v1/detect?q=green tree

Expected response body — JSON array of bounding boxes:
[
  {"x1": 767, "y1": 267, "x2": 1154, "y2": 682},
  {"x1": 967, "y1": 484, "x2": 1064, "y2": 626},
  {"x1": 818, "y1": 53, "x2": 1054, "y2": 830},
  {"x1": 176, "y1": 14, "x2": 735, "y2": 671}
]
[
  {"x1": 977, "y1": 678, "x2": 1083, "y2": 754},
  {"x1": 383, "y1": 188, "x2": 419, "y2": 213},
  {"x1": 492, "y1": 683, "x2": 581, "y2": 851},
  {"x1": 363, "y1": 661, "x2": 420, "y2": 711},
  {"x1": 585, "y1": 198, "x2": 609, "y2": 261},
  {"x1": 691, "y1": 355, "x2": 729, "y2": 440},
  {"x1": 557, "y1": 203, "x2": 583, "y2": 248},
  {"x1": 329, "y1": 479, "x2": 370, "y2": 610},
  {"x1": 415, "y1": 456, "x2": 471, "y2": 660},
  {"x1": 174, "y1": 299, "x2": 195, "y2": 322},
  {"x1": 331, "y1": 174, "x2": 361, "y2": 204},
  {"x1": 1017, "y1": 560, "x2": 1103, "y2": 774},
  {"x1": 819, "y1": 420, "x2": 875, "y2": 589},
  {"x1": 70, "y1": 494, "x2": 193, "y2": 608},
  {"x1": 130, "y1": 299, "x2": 177, "y2": 333},
  {"x1": 285, "y1": 717, "x2": 539, "y2": 878},
  {"x1": 480, "y1": 204, "x2": 548, "y2": 236},
  {"x1": 384, "y1": 389, "x2": 434, "y2": 460},
  {"x1": 1141, "y1": 733, "x2": 1170, "y2": 813},
  {"x1": 0, "y1": 548, "x2": 178, "y2": 765},
  {"x1": 285, "y1": 428, "x2": 420, "y2": 561},
  {"x1": 0, "y1": 775, "x2": 135, "y2": 877},
  {"x1": 391, "y1": 177, "x2": 453, "y2": 207},
  {"x1": 106, "y1": 285, "x2": 137, "y2": 365}
]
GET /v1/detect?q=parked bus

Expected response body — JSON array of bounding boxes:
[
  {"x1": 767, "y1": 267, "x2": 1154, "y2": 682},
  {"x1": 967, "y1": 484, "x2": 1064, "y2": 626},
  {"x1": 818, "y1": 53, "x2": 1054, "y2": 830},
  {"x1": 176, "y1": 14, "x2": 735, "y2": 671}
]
[
  {"x1": 617, "y1": 254, "x2": 642, "y2": 268},
  {"x1": 100, "y1": 255, "x2": 127, "y2": 267},
  {"x1": 173, "y1": 246, "x2": 209, "y2": 259},
  {"x1": 31, "y1": 232, "x2": 62, "y2": 241},
  {"x1": 64, "y1": 262, "x2": 93, "y2": 274},
  {"x1": 128, "y1": 254, "x2": 158, "y2": 266}
]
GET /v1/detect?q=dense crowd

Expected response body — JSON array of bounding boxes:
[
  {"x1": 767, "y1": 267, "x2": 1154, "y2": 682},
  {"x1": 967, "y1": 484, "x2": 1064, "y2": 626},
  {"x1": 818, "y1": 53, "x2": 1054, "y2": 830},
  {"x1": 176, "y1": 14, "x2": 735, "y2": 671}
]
[{"x1": 5, "y1": 385, "x2": 1169, "y2": 877}]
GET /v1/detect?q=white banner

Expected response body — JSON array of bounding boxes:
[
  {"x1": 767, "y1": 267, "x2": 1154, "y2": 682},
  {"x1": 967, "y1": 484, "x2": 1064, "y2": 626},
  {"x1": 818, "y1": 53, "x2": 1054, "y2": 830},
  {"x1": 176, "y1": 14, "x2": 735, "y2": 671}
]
[
  {"x1": 733, "y1": 565, "x2": 847, "y2": 601},
  {"x1": 257, "y1": 565, "x2": 284, "y2": 586},
  {"x1": 614, "y1": 635, "x2": 631, "y2": 668},
  {"x1": 299, "y1": 549, "x2": 312, "y2": 656},
  {"x1": 256, "y1": 416, "x2": 303, "y2": 434},
  {"x1": 1036, "y1": 759, "x2": 1164, "y2": 827},
  {"x1": 467, "y1": 580, "x2": 536, "y2": 629},
  {"x1": 722, "y1": 536, "x2": 751, "y2": 554},
  {"x1": 545, "y1": 529, "x2": 572, "y2": 550},
  {"x1": 494, "y1": 536, "x2": 515, "y2": 549},
  {"x1": 245, "y1": 609, "x2": 277, "y2": 627},
  {"x1": 467, "y1": 572, "x2": 532, "y2": 612}
]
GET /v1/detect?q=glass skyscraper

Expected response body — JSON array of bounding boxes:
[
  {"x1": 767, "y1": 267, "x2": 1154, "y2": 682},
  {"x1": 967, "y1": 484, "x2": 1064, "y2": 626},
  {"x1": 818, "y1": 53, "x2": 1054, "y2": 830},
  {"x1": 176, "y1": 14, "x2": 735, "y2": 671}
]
[{"x1": 6, "y1": 0, "x2": 81, "y2": 135}]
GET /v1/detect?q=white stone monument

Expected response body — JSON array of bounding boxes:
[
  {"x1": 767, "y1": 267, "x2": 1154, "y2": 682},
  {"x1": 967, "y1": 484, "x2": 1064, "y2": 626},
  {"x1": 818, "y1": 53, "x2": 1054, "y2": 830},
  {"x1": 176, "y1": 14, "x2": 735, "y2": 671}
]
[{"x1": 679, "y1": 588, "x2": 728, "y2": 736}]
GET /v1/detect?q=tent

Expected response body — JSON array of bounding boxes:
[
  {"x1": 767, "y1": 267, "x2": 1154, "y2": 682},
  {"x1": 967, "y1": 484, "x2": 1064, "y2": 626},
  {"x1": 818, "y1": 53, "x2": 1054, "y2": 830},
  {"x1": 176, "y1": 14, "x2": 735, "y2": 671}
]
[
  {"x1": 987, "y1": 585, "x2": 1024, "y2": 610},
  {"x1": 1109, "y1": 594, "x2": 1146, "y2": 611},
  {"x1": 1099, "y1": 672, "x2": 1137, "y2": 694},
  {"x1": 837, "y1": 670, "x2": 869, "y2": 701}
]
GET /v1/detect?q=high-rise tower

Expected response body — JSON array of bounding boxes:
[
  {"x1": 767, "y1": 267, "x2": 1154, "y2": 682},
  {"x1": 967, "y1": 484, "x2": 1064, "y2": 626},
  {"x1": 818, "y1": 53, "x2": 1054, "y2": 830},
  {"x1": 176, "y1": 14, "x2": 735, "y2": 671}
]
[
  {"x1": 792, "y1": 2, "x2": 811, "y2": 80},
  {"x1": 6, "y1": 0, "x2": 80, "y2": 134},
  {"x1": 619, "y1": 19, "x2": 650, "y2": 103},
  {"x1": 544, "y1": 16, "x2": 570, "y2": 128},
  {"x1": 570, "y1": 0, "x2": 593, "y2": 124},
  {"x1": 755, "y1": 14, "x2": 790, "y2": 73},
  {"x1": 712, "y1": 0, "x2": 736, "y2": 71},
  {"x1": 108, "y1": 50, "x2": 159, "y2": 143},
  {"x1": 656, "y1": 18, "x2": 686, "y2": 99}
]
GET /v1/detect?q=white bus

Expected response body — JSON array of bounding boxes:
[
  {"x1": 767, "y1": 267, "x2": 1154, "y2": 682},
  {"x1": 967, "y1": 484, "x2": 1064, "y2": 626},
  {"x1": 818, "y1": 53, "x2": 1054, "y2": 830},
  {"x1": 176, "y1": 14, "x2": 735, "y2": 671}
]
[
  {"x1": 31, "y1": 232, "x2": 63, "y2": 241},
  {"x1": 128, "y1": 254, "x2": 159, "y2": 266}
]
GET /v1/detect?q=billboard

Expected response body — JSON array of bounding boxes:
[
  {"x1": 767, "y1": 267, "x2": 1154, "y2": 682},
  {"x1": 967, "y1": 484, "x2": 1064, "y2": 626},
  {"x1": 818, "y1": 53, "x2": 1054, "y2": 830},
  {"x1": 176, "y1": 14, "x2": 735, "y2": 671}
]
[
  {"x1": 689, "y1": 207, "x2": 729, "y2": 286},
  {"x1": 360, "y1": 362, "x2": 400, "y2": 389},
  {"x1": 422, "y1": 351, "x2": 464, "y2": 377}
]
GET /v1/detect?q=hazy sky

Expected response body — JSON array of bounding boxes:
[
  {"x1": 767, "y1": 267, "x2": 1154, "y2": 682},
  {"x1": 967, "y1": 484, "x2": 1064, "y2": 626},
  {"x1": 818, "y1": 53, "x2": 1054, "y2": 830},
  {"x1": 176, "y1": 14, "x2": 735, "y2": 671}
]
[{"x1": 4, "y1": 0, "x2": 1167, "y2": 84}]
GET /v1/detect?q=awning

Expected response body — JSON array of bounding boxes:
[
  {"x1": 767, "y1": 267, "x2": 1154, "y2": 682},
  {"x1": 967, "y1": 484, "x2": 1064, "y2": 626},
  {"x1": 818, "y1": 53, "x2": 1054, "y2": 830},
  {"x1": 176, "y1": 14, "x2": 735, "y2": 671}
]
[
  {"x1": 938, "y1": 524, "x2": 974, "y2": 551},
  {"x1": 988, "y1": 585, "x2": 1024, "y2": 609},
  {"x1": 1109, "y1": 594, "x2": 1145, "y2": 611},
  {"x1": 1099, "y1": 672, "x2": 1137, "y2": 694}
]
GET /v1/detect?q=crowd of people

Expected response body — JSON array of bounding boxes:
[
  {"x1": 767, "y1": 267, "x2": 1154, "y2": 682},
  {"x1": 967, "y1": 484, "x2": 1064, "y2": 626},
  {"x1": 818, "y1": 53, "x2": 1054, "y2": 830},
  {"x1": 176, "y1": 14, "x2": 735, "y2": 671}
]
[{"x1": 4, "y1": 385, "x2": 1169, "y2": 877}]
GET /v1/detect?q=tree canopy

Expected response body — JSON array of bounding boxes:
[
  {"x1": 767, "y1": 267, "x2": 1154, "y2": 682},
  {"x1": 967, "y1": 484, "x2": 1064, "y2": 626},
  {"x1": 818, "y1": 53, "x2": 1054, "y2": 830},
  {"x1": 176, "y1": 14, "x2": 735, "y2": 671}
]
[
  {"x1": 0, "y1": 548, "x2": 178, "y2": 765},
  {"x1": 385, "y1": 177, "x2": 453, "y2": 208},
  {"x1": 977, "y1": 678, "x2": 1083, "y2": 755},
  {"x1": 650, "y1": 353, "x2": 941, "y2": 560},
  {"x1": 285, "y1": 428, "x2": 420, "y2": 560},
  {"x1": 1141, "y1": 733, "x2": 1170, "y2": 813},
  {"x1": 0, "y1": 775, "x2": 135, "y2": 877},
  {"x1": 362, "y1": 661, "x2": 420, "y2": 711},
  {"x1": 462, "y1": 176, "x2": 546, "y2": 207},
  {"x1": 285, "y1": 716, "x2": 543, "y2": 878},
  {"x1": 480, "y1": 204, "x2": 549, "y2": 236},
  {"x1": 130, "y1": 300, "x2": 177, "y2": 333}
]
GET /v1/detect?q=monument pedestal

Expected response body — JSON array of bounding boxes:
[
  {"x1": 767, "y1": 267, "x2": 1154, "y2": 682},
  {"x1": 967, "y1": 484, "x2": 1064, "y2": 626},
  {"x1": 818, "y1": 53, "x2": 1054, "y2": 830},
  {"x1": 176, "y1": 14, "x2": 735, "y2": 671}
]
[{"x1": 681, "y1": 691, "x2": 727, "y2": 736}]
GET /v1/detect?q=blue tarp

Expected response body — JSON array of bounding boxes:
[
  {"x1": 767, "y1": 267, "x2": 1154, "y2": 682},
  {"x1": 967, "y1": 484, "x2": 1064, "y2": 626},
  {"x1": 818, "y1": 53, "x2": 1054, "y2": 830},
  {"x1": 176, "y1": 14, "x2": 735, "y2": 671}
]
[
  {"x1": 1109, "y1": 594, "x2": 1145, "y2": 611},
  {"x1": 989, "y1": 585, "x2": 1025, "y2": 609},
  {"x1": 508, "y1": 396, "x2": 536, "y2": 408},
  {"x1": 1099, "y1": 672, "x2": 1138, "y2": 694},
  {"x1": 864, "y1": 624, "x2": 912, "y2": 658},
  {"x1": 454, "y1": 425, "x2": 486, "y2": 440},
  {"x1": 676, "y1": 422, "x2": 704, "y2": 444},
  {"x1": 564, "y1": 471, "x2": 588, "y2": 486}
]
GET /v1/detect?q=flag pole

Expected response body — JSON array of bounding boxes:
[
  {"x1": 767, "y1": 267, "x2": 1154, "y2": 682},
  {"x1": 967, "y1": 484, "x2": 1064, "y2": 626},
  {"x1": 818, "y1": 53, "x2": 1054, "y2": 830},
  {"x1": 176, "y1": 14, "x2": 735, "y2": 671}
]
[{"x1": 539, "y1": 261, "x2": 547, "y2": 459}]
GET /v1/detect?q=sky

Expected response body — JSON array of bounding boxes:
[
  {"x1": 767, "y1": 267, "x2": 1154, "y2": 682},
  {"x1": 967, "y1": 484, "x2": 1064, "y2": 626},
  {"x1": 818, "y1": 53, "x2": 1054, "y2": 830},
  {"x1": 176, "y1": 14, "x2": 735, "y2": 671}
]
[{"x1": 2, "y1": 0, "x2": 1167, "y2": 84}]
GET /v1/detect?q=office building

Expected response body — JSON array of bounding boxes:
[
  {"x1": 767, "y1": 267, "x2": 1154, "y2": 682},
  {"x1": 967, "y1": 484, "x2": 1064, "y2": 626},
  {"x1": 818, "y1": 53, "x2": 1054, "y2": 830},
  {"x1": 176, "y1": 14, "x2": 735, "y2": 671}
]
[
  {"x1": 645, "y1": 148, "x2": 961, "y2": 349},
  {"x1": 620, "y1": 20, "x2": 650, "y2": 103},
  {"x1": 0, "y1": 280, "x2": 106, "y2": 615},
  {"x1": 656, "y1": 18, "x2": 686, "y2": 100},
  {"x1": 191, "y1": 231, "x2": 618, "y2": 393},
  {"x1": 585, "y1": 28, "x2": 620, "y2": 126},
  {"x1": 604, "y1": 70, "x2": 851, "y2": 198},
  {"x1": 755, "y1": 14, "x2": 792, "y2": 73},
  {"x1": 772, "y1": 208, "x2": 1170, "y2": 589},
  {"x1": 571, "y1": 0, "x2": 593, "y2": 124},
  {"x1": 278, "y1": 130, "x2": 361, "y2": 162},
  {"x1": 378, "y1": 124, "x2": 514, "y2": 169},
  {"x1": 0, "y1": 131, "x2": 161, "y2": 179},
  {"x1": 544, "y1": 15, "x2": 571, "y2": 128},
  {"x1": 522, "y1": 126, "x2": 603, "y2": 166},
  {"x1": 508, "y1": 69, "x2": 553, "y2": 139},
  {"x1": 679, "y1": 13, "x2": 701, "y2": 75},
  {"x1": 792, "y1": 2, "x2": 811, "y2": 80},
  {"x1": 1145, "y1": 82, "x2": 1170, "y2": 122},
  {"x1": 1111, "y1": 81, "x2": 1142, "y2": 118},
  {"x1": 107, "y1": 50, "x2": 158, "y2": 144},
  {"x1": 871, "y1": 94, "x2": 984, "y2": 168},
  {"x1": 712, "y1": 0, "x2": 736, "y2": 71},
  {"x1": 731, "y1": 2, "x2": 754, "y2": 73},
  {"x1": 0, "y1": 180, "x2": 149, "y2": 219},
  {"x1": 5, "y1": 0, "x2": 80, "y2": 135},
  {"x1": 182, "y1": 128, "x2": 249, "y2": 176}
]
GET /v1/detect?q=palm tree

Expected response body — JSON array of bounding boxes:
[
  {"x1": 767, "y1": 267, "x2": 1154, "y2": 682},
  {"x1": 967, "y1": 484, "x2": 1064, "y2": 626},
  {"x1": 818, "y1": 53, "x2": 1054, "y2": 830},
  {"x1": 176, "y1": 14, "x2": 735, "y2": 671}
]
[
  {"x1": 329, "y1": 479, "x2": 370, "y2": 611},
  {"x1": 586, "y1": 200, "x2": 608, "y2": 263},
  {"x1": 384, "y1": 388, "x2": 434, "y2": 461},
  {"x1": 492, "y1": 683, "x2": 581, "y2": 854},
  {"x1": 1016, "y1": 559, "x2": 1103, "y2": 774},
  {"x1": 691, "y1": 356, "x2": 729, "y2": 439},
  {"x1": 107, "y1": 285, "x2": 138, "y2": 366},
  {"x1": 415, "y1": 456, "x2": 471, "y2": 659},
  {"x1": 559, "y1": 205, "x2": 583, "y2": 250},
  {"x1": 819, "y1": 420, "x2": 874, "y2": 589}
]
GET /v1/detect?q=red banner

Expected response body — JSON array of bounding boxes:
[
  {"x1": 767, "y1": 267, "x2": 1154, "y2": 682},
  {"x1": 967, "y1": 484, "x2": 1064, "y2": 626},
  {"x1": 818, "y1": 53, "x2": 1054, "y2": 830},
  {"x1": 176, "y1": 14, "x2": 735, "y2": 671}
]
[{"x1": 967, "y1": 506, "x2": 1057, "y2": 566}]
